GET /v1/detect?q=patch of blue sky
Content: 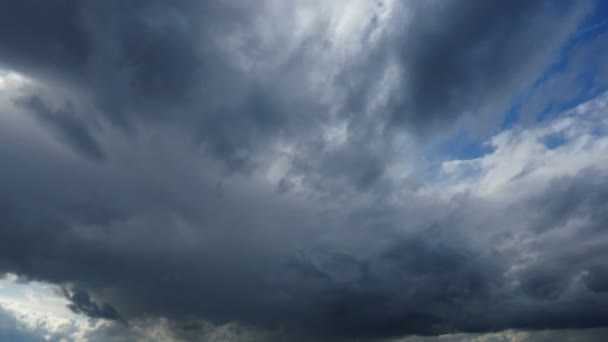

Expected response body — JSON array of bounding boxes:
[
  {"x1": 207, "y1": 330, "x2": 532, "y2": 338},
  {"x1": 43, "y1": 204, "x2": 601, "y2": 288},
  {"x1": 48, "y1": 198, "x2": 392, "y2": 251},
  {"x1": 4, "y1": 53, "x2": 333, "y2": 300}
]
[
  {"x1": 511, "y1": 1, "x2": 608, "y2": 123},
  {"x1": 542, "y1": 131, "x2": 568, "y2": 150},
  {"x1": 431, "y1": 125, "x2": 495, "y2": 161},
  {"x1": 435, "y1": 1, "x2": 608, "y2": 161}
]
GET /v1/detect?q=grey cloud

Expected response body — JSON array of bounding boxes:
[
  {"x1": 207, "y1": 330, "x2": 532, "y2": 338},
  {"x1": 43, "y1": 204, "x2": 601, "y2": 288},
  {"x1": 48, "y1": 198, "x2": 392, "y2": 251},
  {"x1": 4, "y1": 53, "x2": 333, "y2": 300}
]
[
  {"x1": 16, "y1": 96, "x2": 106, "y2": 161},
  {"x1": 337, "y1": 0, "x2": 591, "y2": 140},
  {"x1": 1, "y1": 0, "x2": 301, "y2": 170},
  {"x1": 0, "y1": 0, "x2": 89, "y2": 81},
  {"x1": 63, "y1": 287, "x2": 123, "y2": 322},
  {"x1": 0, "y1": 0, "x2": 607, "y2": 341},
  {"x1": 287, "y1": 0, "x2": 591, "y2": 197},
  {"x1": 393, "y1": 328, "x2": 608, "y2": 342},
  {"x1": 584, "y1": 264, "x2": 608, "y2": 293},
  {"x1": 0, "y1": 0, "x2": 589, "y2": 176},
  {"x1": 1, "y1": 136, "x2": 608, "y2": 337},
  {"x1": 393, "y1": 0, "x2": 587, "y2": 134}
]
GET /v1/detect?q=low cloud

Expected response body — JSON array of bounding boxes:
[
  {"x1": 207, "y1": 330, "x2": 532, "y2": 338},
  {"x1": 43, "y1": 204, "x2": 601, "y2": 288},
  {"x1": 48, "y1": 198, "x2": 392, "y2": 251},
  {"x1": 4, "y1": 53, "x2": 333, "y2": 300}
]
[{"x1": 0, "y1": 0, "x2": 607, "y2": 340}]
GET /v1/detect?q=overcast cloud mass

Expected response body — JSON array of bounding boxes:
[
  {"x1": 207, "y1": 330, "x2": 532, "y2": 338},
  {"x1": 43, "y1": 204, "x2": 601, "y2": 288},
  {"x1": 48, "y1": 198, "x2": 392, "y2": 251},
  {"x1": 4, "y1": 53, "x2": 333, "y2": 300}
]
[{"x1": 1, "y1": 0, "x2": 608, "y2": 341}]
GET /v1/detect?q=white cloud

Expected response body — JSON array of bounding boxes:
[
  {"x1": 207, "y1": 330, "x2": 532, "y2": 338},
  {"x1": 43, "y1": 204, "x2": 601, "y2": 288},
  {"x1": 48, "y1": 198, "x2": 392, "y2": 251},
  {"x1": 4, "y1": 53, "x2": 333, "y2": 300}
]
[
  {"x1": 0, "y1": 69, "x2": 30, "y2": 90},
  {"x1": 0, "y1": 275, "x2": 99, "y2": 342},
  {"x1": 438, "y1": 90, "x2": 608, "y2": 199}
]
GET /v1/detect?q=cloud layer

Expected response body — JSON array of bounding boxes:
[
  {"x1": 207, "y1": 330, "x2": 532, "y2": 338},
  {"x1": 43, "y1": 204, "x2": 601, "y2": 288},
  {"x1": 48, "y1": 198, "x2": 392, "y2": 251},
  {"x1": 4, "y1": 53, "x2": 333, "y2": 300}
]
[{"x1": 1, "y1": 0, "x2": 607, "y2": 340}]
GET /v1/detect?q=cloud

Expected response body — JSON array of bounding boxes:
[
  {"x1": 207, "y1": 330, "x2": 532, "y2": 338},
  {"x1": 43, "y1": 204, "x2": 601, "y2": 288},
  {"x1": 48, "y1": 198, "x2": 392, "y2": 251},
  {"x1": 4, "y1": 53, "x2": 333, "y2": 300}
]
[
  {"x1": 336, "y1": 0, "x2": 591, "y2": 139},
  {"x1": 0, "y1": 1, "x2": 590, "y2": 172},
  {"x1": 15, "y1": 96, "x2": 106, "y2": 161},
  {"x1": 1, "y1": 88, "x2": 607, "y2": 339},
  {"x1": 0, "y1": 305, "x2": 50, "y2": 342},
  {"x1": 393, "y1": 328, "x2": 608, "y2": 342},
  {"x1": 62, "y1": 287, "x2": 122, "y2": 322},
  {"x1": 0, "y1": 0, "x2": 607, "y2": 340},
  {"x1": 520, "y1": 30, "x2": 608, "y2": 122}
]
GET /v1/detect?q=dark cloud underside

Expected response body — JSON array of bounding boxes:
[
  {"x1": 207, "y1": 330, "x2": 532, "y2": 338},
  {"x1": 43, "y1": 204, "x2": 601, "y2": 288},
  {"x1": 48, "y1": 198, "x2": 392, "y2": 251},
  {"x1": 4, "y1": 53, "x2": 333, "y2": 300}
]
[{"x1": 0, "y1": 0, "x2": 607, "y2": 340}]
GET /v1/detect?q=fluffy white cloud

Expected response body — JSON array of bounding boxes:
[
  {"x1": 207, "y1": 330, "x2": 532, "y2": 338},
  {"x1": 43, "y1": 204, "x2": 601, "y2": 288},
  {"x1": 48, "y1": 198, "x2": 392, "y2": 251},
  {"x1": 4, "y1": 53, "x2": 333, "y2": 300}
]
[{"x1": 439, "y1": 90, "x2": 608, "y2": 198}]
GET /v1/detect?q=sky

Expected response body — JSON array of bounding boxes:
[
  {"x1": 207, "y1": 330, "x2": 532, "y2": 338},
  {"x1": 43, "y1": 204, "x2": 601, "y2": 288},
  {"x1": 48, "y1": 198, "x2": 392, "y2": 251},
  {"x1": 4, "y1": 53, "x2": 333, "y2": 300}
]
[{"x1": 1, "y1": 1, "x2": 608, "y2": 341}]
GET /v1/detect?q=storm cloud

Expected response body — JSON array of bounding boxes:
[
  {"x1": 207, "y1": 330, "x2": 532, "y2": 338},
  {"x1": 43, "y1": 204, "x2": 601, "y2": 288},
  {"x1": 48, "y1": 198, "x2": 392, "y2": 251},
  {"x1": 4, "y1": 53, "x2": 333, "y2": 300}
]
[{"x1": 1, "y1": 0, "x2": 608, "y2": 341}]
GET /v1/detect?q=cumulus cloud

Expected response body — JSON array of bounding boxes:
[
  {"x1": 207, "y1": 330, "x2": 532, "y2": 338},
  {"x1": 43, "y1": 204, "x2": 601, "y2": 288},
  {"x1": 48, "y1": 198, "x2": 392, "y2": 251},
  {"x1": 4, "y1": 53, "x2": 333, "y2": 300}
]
[{"x1": 0, "y1": 0, "x2": 607, "y2": 341}]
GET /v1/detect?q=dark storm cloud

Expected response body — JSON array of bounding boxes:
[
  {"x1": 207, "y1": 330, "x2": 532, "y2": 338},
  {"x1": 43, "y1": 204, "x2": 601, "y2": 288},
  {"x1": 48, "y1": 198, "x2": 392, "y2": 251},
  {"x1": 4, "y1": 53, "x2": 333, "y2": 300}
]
[
  {"x1": 0, "y1": 0, "x2": 298, "y2": 170},
  {"x1": 0, "y1": 0, "x2": 606, "y2": 341},
  {"x1": 585, "y1": 264, "x2": 608, "y2": 293},
  {"x1": 335, "y1": 0, "x2": 591, "y2": 141},
  {"x1": 0, "y1": 0, "x2": 587, "y2": 174},
  {"x1": 16, "y1": 96, "x2": 106, "y2": 161},
  {"x1": 389, "y1": 0, "x2": 590, "y2": 135},
  {"x1": 63, "y1": 287, "x2": 123, "y2": 322},
  {"x1": 0, "y1": 0, "x2": 89, "y2": 80}
]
